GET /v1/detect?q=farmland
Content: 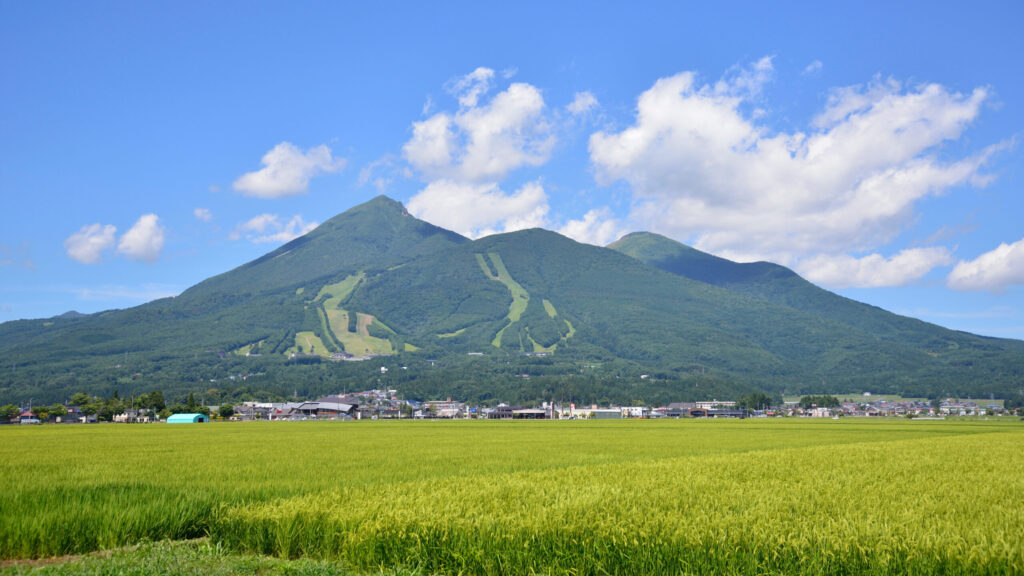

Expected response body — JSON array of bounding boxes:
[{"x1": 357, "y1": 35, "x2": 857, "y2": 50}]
[{"x1": 2, "y1": 419, "x2": 1022, "y2": 574}]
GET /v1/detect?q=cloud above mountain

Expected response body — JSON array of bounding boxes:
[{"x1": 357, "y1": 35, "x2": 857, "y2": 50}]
[
  {"x1": 64, "y1": 223, "x2": 117, "y2": 264},
  {"x1": 117, "y1": 214, "x2": 165, "y2": 263},
  {"x1": 948, "y1": 237, "x2": 1024, "y2": 292},
  {"x1": 589, "y1": 60, "x2": 1000, "y2": 287},
  {"x1": 230, "y1": 213, "x2": 318, "y2": 243},
  {"x1": 403, "y1": 68, "x2": 556, "y2": 237},
  {"x1": 233, "y1": 142, "x2": 346, "y2": 198}
]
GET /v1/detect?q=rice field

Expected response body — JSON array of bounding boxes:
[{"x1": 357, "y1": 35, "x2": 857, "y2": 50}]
[{"x1": 2, "y1": 419, "x2": 1022, "y2": 574}]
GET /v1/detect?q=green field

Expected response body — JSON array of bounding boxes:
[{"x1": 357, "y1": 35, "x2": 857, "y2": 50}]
[{"x1": 2, "y1": 420, "x2": 1022, "y2": 574}]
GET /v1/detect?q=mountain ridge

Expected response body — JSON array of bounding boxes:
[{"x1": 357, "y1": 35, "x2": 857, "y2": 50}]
[{"x1": 2, "y1": 196, "x2": 1021, "y2": 405}]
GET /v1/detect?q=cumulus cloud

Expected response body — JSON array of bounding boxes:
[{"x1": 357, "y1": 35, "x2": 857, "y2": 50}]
[
  {"x1": 590, "y1": 60, "x2": 998, "y2": 286},
  {"x1": 404, "y1": 69, "x2": 554, "y2": 183},
  {"x1": 231, "y1": 214, "x2": 318, "y2": 243},
  {"x1": 117, "y1": 214, "x2": 165, "y2": 263},
  {"x1": 948, "y1": 238, "x2": 1024, "y2": 292},
  {"x1": 406, "y1": 180, "x2": 548, "y2": 238},
  {"x1": 193, "y1": 208, "x2": 213, "y2": 222},
  {"x1": 798, "y1": 247, "x2": 953, "y2": 288},
  {"x1": 233, "y1": 142, "x2": 346, "y2": 198},
  {"x1": 404, "y1": 68, "x2": 557, "y2": 237},
  {"x1": 567, "y1": 91, "x2": 599, "y2": 116},
  {"x1": 559, "y1": 208, "x2": 623, "y2": 246},
  {"x1": 64, "y1": 223, "x2": 117, "y2": 264}
]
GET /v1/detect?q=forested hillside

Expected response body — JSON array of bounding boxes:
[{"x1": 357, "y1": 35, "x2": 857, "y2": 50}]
[{"x1": 2, "y1": 197, "x2": 1021, "y2": 406}]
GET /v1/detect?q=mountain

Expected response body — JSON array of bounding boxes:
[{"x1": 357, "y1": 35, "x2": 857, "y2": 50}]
[
  {"x1": 609, "y1": 232, "x2": 1016, "y2": 350},
  {"x1": 2, "y1": 198, "x2": 1022, "y2": 406}
]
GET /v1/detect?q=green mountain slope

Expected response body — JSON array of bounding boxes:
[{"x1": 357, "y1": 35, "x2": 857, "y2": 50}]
[
  {"x1": 2, "y1": 199, "x2": 1022, "y2": 406},
  {"x1": 0, "y1": 197, "x2": 468, "y2": 401},
  {"x1": 609, "y1": 231, "x2": 1024, "y2": 378},
  {"x1": 345, "y1": 228, "x2": 1024, "y2": 396}
]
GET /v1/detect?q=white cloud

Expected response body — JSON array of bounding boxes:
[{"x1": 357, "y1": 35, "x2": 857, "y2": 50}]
[
  {"x1": 117, "y1": 214, "x2": 165, "y2": 263},
  {"x1": 567, "y1": 91, "x2": 599, "y2": 116},
  {"x1": 803, "y1": 60, "x2": 823, "y2": 75},
  {"x1": 233, "y1": 142, "x2": 346, "y2": 198},
  {"x1": 72, "y1": 283, "x2": 181, "y2": 302},
  {"x1": 193, "y1": 208, "x2": 213, "y2": 222},
  {"x1": 447, "y1": 67, "x2": 494, "y2": 108},
  {"x1": 798, "y1": 247, "x2": 953, "y2": 288},
  {"x1": 590, "y1": 62, "x2": 997, "y2": 277},
  {"x1": 231, "y1": 214, "x2": 318, "y2": 243},
  {"x1": 404, "y1": 68, "x2": 557, "y2": 238},
  {"x1": 403, "y1": 76, "x2": 553, "y2": 183},
  {"x1": 948, "y1": 238, "x2": 1024, "y2": 292},
  {"x1": 406, "y1": 180, "x2": 548, "y2": 238},
  {"x1": 64, "y1": 223, "x2": 117, "y2": 264},
  {"x1": 714, "y1": 56, "x2": 774, "y2": 98},
  {"x1": 558, "y1": 208, "x2": 623, "y2": 246},
  {"x1": 357, "y1": 155, "x2": 399, "y2": 193}
]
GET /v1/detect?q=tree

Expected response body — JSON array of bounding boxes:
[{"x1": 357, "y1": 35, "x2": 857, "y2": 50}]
[
  {"x1": 1005, "y1": 394, "x2": 1024, "y2": 411},
  {"x1": 69, "y1": 393, "x2": 92, "y2": 406},
  {"x1": 33, "y1": 406, "x2": 51, "y2": 421},
  {"x1": 186, "y1": 393, "x2": 198, "y2": 411},
  {"x1": 49, "y1": 404, "x2": 68, "y2": 420},
  {"x1": 0, "y1": 404, "x2": 19, "y2": 422},
  {"x1": 218, "y1": 404, "x2": 235, "y2": 419},
  {"x1": 149, "y1": 390, "x2": 166, "y2": 412},
  {"x1": 799, "y1": 395, "x2": 840, "y2": 410},
  {"x1": 737, "y1": 391, "x2": 774, "y2": 411}
]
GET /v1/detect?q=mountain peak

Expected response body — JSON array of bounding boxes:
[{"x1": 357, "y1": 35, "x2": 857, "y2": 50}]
[{"x1": 183, "y1": 195, "x2": 466, "y2": 298}]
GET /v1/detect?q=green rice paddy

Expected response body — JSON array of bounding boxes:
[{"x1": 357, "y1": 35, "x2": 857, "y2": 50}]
[{"x1": 2, "y1": 419, "x2": 1022, "y2": 574}]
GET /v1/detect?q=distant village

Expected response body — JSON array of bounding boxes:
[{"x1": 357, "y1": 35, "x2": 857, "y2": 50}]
[{"x1": 2, "y1": 386, "x2": 1017, "y2": 425}]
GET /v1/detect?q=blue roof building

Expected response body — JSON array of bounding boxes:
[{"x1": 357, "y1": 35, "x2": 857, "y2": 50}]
[{"x1": 166, "y1": 413, "x2": 208, "y2": 423}]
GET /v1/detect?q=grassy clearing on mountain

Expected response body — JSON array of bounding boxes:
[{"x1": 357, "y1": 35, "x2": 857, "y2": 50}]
[
  {"x1": 483, "y1": 253, "x2": 531, "y2": 349},
  {"x1": 285, "y1": 332, "x2": 329, "y2": 357},
  {"x1": 542, "y1": 299, "x2": 557, "y2": 318},
  {"x1": 317, "y1": 274, "x2": 364, "y2": 310},
  {"x1": 321, "y1": 309, "x2": 393, "y2": 356}
]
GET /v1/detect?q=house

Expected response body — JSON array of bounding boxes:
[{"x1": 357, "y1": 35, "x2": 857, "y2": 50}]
[
  {"x1": 622, "y1": 406, "x2": 650, "y2": 418},
  {"x1": 113, "y1": 409, "x2": 154, "y2": 423},
  {"x1": 167, "y1": 413, "x2": 208, "y2": 423},
  {"x1": 294, "y1": 396, "x2": 359, "y2": 419}
]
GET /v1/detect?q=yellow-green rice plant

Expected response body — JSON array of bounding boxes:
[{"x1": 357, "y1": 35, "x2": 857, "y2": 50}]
[{"x1": 212, "y1": 431, "x2": 1024, "y2": 575}]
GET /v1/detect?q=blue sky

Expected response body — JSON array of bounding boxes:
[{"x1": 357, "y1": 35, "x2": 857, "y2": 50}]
[{"x1": 2, "y1": 1, "x2": 1023, "y2": 339}]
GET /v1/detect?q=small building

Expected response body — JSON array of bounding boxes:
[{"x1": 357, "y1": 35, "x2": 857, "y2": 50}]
[
  {"x1": 167, "y1": 413, "x2": 208, "y2": 423},
  {"x1": 512, "y1": 408, "x2": 548, "y2": 419},
  {"x1": 488, "y1": 405, "x2": 519, "y2": 419},
  {"x1": 666, "y1": 402, "x2": 696, "y2": 418}
]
